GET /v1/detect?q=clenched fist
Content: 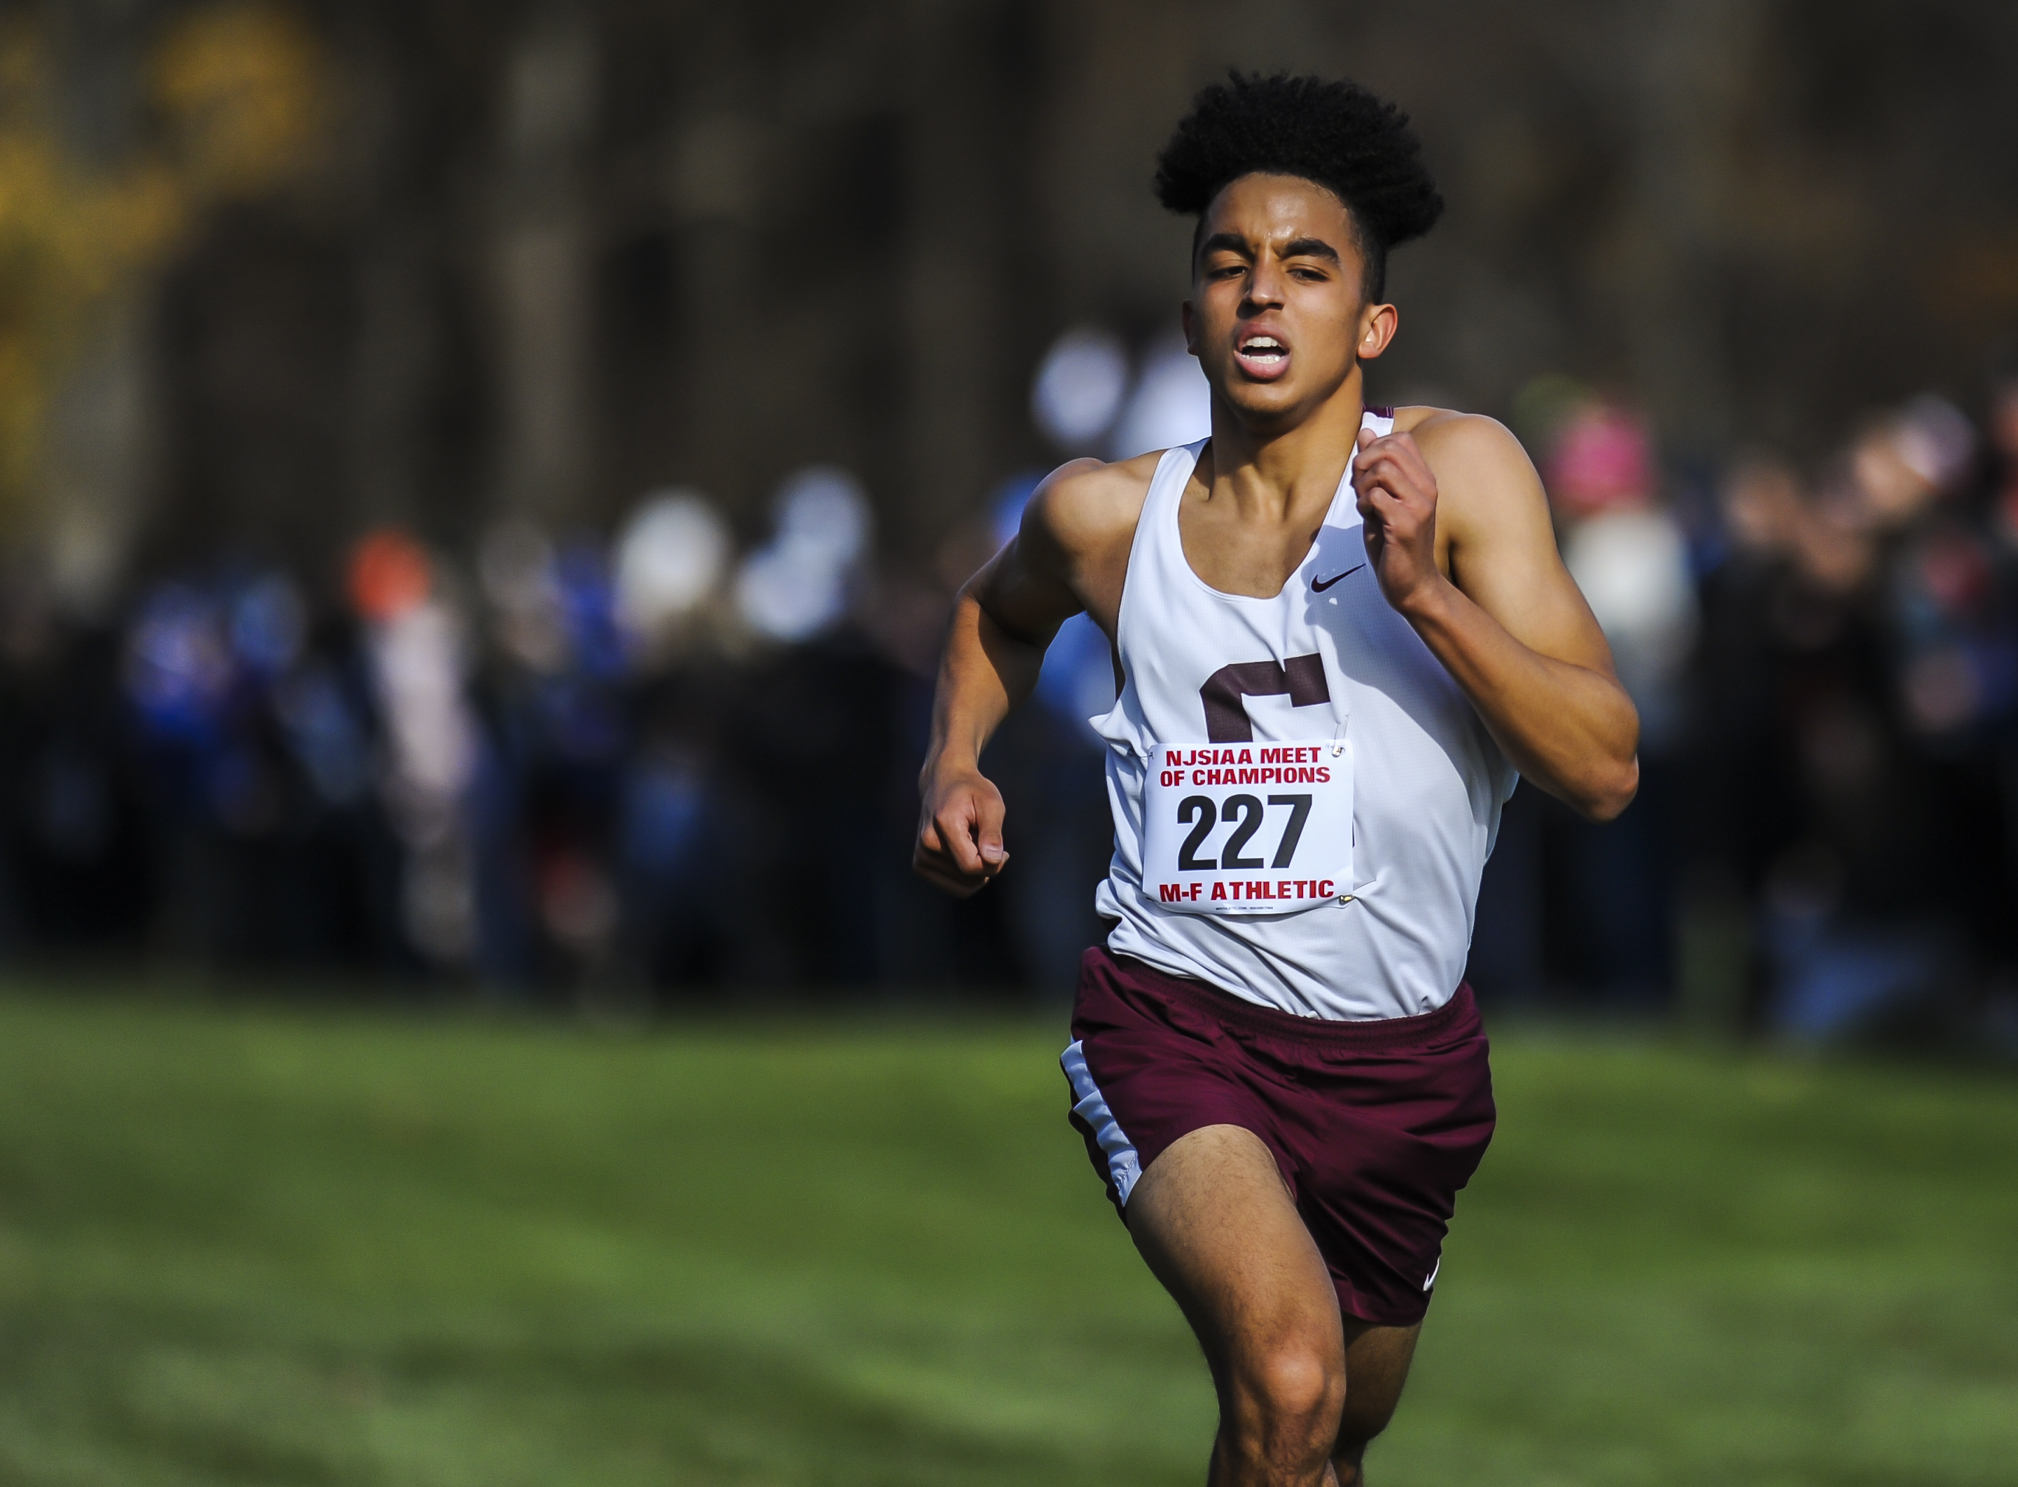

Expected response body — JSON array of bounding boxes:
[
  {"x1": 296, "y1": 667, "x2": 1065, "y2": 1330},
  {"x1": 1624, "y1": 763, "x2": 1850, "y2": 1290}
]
[
  {"x1": 914, "y1": 766, "x2": 1010, "y2": 897},
  {"x1": 1352, "y1": 426, "x2": 1444, "y2": 615}
]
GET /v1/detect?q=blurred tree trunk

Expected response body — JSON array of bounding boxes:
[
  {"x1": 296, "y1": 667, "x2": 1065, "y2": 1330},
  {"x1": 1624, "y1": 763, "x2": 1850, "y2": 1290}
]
[
  {"x1": 493, "y1": 3, "x2": 595, "y2": 526},
  {"x1": 41, "y1": 0, "x2": 159, "y2": 614},
  {"x1": 1616, "y1": 0, "x2": 1746, "y2": 457}
]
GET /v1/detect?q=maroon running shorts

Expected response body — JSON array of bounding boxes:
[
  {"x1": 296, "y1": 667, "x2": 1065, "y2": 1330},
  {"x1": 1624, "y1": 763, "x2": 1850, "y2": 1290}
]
[{"x1": 1062, "y1": 944, "x2": 1496, "y2": 1327}]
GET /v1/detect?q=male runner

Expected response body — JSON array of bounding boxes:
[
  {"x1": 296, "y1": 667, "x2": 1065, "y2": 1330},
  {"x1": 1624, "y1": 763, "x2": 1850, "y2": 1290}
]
[{"x1": 914, "y1": 73, "x2": 1639, "y2": 1486}]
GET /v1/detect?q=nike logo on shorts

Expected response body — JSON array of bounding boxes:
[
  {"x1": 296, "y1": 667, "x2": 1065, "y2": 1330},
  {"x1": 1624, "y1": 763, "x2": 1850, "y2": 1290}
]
[
  {"x1": 1422, "y1": 1256, "x2": 1440, "y2": 1291},
  {"x1": 1312, "y1": 564, "x2": 1364, "y2": 592}
]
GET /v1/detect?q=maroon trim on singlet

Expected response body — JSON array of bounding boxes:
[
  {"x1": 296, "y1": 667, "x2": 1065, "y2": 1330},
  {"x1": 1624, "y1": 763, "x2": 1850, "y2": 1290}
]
[{"x1": 1368, "y1": 404, "x2": 1395, "y2": 419}]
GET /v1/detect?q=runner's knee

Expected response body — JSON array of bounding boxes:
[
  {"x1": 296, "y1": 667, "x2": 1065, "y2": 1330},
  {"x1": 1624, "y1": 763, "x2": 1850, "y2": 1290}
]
[{"x1": 1223, "y1": 1340, "x2": 1345, "y2": 1471}]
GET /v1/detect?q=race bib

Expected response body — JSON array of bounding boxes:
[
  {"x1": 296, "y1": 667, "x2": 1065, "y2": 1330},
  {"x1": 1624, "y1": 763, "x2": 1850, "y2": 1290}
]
[{"x1": 1140, "y1": 740, "x2": 1353, "y2": 915}]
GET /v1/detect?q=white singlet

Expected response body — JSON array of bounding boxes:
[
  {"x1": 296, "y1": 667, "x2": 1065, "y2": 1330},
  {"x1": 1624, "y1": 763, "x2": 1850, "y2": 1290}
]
[{"x1": 1091, "y1": 410, "x2": 1519, "y2": 1021}]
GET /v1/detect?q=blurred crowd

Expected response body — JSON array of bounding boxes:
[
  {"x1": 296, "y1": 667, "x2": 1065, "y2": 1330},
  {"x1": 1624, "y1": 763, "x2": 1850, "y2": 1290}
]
[
  {"x1": 1, "y1": 487, "x2": 928, "y2": 999},
  {"x1": 0, "y1": 450, "x2": 1139, "y2": 1002},
  {"x1": 4, "y1": 324, "x2": 2018, "y2": 1045},
  {"x1": 1476, "y1": 363, "x2": 2018, "y2": 1047}
]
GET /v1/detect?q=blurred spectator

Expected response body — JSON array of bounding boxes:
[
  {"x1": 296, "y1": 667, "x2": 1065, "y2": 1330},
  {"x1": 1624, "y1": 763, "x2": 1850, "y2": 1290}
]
[
  {"x1": 1472, "y1": 389, "x2": 1693, "y2": 1010},
  {"x1": 472, "y1": 519, "x2": 632, "y2": 992},
  {"x1": 1032, "y1": 327, "x2": 1130, "y2": 455},
  {"x1": 613, "y1": 491, "x2": 731, "y2": 661},
  {"x1": 0, "y1": 572, "x2": 145, "y2": 953},
  {"x1": 1111, "y1": 333, "x2": 1212, "y2": 459},
  {"x1": 349, "y1": 529, "x2": 482, "y2": 971},
  {"x1": 1552, "y1": 402, "x2": 1700, "y2": 751},
  {"x1": 734, "y1": 468, "x2": 872, "y2": 644},
  {"x1": 1690, "y1": 393, "x2": 2006, "y2": 1042}
]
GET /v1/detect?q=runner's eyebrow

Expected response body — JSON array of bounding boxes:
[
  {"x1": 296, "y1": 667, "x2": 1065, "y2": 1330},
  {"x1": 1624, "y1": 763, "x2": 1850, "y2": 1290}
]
[
  {"x1": 1279, "y1": 237, "x2": 1340, "y2": 264},
  {"x1": 1200, "y1": 233, "x2": 1340, "y2": 266}
]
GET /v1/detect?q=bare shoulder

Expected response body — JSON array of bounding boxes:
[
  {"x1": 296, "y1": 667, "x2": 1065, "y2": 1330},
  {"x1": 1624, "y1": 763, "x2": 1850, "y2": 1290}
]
[
  {"x1": 1391, "y1": 407, "x2": 1595, "y2": 655},
  {"x1": 1395, "y1": 407, "x2": 1536, "y2": 479},
  {"x1": 981, "y1": 449, "x2": 1163, "y2": 633},
  {"x1": 1391, "y1": 407, "x2": 1549, "y2": 535},
  {"x1": 1023, "y1": 450, "x2": 1161, "y2": 564}
]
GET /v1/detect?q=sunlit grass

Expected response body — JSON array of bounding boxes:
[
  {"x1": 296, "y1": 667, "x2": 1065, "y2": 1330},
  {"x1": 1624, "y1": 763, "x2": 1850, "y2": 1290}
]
[{"x1": 0, "y1": 989, "x2": 2012, "y2": 1485}]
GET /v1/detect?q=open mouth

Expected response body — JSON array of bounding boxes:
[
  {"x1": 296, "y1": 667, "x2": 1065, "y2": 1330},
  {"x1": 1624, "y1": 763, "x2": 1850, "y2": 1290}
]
[{"x1": 1234, "y1": 335, "x2": 1290, "y2": 379}]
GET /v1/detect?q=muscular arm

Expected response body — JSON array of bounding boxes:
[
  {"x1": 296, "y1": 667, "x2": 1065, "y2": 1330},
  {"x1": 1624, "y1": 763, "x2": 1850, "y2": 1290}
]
[
  {"x1": 1355, "y1": 413, "x2": 1640, "y2": 821},
  {"x1": 914, "y1": 459, "x2": 1143, "y2": 896}
]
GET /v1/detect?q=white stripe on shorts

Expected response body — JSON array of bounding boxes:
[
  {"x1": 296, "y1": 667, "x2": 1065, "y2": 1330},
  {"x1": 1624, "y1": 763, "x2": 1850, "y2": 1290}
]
[{"x1": 1061, "y1": 1039, "x2": 1143, "y2": 1206}]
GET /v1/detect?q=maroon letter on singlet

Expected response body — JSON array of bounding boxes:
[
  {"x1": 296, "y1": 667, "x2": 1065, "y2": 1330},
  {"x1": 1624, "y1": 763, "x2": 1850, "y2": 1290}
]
[{"x1": 1199, "y1": 655, "x2": 1331, "y2": 743}]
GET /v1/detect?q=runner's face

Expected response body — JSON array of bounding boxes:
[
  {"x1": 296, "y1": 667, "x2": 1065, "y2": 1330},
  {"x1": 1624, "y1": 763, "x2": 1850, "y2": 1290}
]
[{"x1": 1183, "y1": 173, "x2": 1392, "y2": 426}]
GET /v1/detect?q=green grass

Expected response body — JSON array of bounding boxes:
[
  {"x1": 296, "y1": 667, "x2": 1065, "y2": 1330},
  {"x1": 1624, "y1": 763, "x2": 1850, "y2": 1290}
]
[{"x1": 0, "y1": 991, "x2": 2013, "y2": 1486}]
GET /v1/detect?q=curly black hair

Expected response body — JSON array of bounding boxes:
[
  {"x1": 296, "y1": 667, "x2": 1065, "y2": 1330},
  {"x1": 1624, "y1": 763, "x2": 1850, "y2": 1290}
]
[{"x1": 1154, "y1": 72, "x2": 1443, "y2": 302}]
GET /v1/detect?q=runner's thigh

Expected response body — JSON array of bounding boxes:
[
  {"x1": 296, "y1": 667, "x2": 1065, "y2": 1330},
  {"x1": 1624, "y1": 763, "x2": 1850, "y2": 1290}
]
[{"x1": 1125, "y1": 1123, "x2": 1344, "y2": 1379}]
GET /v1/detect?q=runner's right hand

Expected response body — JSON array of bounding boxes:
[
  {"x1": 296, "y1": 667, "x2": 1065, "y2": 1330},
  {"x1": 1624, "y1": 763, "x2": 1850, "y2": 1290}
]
[{"x1": 914, "y1": 768, "x2": 1009, "y2": 897}]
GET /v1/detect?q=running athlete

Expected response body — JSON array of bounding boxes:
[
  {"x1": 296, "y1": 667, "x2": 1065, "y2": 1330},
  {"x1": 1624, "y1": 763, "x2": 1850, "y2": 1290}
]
[{"x1": 914, "y1": 73, "x2": 1639, "y2": 1487}]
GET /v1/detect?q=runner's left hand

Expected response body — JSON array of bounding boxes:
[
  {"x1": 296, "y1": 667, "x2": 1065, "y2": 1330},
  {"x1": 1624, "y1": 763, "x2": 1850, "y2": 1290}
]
[{"x1": 1352, "y1": 427, "x2": 1444, "y2": 614}]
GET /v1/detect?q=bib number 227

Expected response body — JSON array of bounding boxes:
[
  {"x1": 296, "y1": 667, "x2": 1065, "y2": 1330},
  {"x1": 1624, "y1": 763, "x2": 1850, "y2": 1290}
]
[{"x1": 1140, "y1": 741, "x2": 1353, "y2": 916}]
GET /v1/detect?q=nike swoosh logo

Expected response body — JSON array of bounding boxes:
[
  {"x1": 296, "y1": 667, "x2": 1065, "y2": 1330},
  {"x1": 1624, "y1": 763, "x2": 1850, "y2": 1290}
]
[{"x1": 1311, "y1": 564, "x2": 1364, "y2": 592}]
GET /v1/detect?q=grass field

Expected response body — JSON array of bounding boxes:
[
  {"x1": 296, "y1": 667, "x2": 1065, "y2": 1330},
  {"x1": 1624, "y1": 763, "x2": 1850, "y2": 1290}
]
[{"x1": 0, "y1": 990, "x2": 2014, "y2": 1486}]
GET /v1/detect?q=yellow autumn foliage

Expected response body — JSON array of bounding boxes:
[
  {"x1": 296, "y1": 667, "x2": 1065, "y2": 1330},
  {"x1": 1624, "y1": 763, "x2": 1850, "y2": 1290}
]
[
  {"x1": 0, "y1": 3, "x2": 324, "y2": 526},
  {"x1": 150, "y1": 1, "x2": 325, "y2": 202}
]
